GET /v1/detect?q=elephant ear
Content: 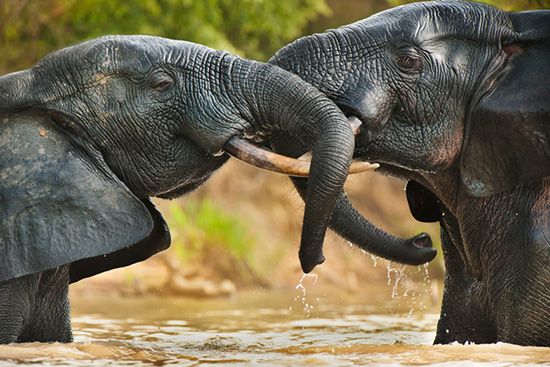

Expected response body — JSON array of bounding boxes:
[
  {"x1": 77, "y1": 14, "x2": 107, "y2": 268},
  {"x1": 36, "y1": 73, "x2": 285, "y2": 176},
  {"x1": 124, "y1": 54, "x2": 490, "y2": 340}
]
[
  {"x1": 460, "y1": 10, "x2": 550, "y2": 197},
  {"x1": 69, "y1": 199, "x2": 170, "y2": 283},
  {"x1": 0, "y1": 114, "x2": 157, "y2": 282}
]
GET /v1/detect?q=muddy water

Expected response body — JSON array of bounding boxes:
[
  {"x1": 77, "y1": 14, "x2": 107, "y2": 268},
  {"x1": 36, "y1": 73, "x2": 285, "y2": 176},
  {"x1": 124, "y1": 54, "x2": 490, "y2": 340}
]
[{"x1": 0, "y1": 280, "x2": 549, "y2": 366}]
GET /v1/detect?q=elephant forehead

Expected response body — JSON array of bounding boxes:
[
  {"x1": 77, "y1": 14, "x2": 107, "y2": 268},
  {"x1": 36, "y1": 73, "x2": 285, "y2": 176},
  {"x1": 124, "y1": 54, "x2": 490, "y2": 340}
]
[
  {"x1": 342, "y1": 1, "x2": 513, "y2": 46},
  {"x1": 39, "y1": 35, "x2": 210, "y2": 75}
]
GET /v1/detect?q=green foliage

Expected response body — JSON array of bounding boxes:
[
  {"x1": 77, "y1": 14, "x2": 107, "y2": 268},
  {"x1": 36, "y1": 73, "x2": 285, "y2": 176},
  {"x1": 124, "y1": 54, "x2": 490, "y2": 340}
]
[
  {"x1": 478, "y1": 0, "x2": 550, "y2": 10},
  {"x1": 387, "y1": 0, "x2": 549, "y2": 11},
  {"x1": 167, "y1": 200, "x2": 255, "y2": 263},
  {"x1": 0, "y1": 0, "x2": 328, "y2": 73}
]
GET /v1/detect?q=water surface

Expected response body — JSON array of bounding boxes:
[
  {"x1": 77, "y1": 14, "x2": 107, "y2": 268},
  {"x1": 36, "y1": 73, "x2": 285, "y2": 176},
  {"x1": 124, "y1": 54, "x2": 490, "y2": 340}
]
[{"x1": 0, "y1": 281, "x2": 548, "y2": 366}]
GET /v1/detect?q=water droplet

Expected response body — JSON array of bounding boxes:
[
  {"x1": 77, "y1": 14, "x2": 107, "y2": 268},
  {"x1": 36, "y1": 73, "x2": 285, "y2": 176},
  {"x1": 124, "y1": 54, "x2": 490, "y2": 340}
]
[
  {"x1": 370, "y1": 255, "x2": 378, "y2": 267},
  {"x1": 294, "y1": 273, "x2": 319, "y2": 317}
]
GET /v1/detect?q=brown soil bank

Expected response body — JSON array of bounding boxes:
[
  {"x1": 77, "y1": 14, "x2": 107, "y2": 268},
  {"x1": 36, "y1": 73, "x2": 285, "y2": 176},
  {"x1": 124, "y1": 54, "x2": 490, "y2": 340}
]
[{"x1": 71, "y1": 161, "x2": 442, "y2": 298}]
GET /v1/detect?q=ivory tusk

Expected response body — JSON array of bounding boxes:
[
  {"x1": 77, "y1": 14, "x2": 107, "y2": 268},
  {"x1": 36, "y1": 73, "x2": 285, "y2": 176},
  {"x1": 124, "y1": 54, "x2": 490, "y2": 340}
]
[
  {"x1": 298, "y1": 115, "x2": 362, "y2": 162},
  {"x1": 347, "y1": 115, "x2": 362, "y2": 136},
  {"x1": 224, "y1": 137, "x2": 379, "y2": 177},
  {"x1": 224, "y1": 115, "x2": 377, "y2": 177}
]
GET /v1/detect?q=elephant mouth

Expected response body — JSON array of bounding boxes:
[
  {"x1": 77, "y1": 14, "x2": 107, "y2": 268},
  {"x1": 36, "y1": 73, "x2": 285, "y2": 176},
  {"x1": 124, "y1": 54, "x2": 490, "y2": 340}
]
[{"x1": 223, "y1": 116, "x2": 379, "y2": 177}]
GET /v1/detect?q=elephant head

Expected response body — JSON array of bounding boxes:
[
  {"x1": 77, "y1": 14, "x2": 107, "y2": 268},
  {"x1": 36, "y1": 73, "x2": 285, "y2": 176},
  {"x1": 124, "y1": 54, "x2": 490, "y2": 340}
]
[
  {"x1": 0, "y1": 35, "x2": 358, "y2": 281},
  {"x1": 270, "y1": 1, "x2": 549, "y2": 271}
]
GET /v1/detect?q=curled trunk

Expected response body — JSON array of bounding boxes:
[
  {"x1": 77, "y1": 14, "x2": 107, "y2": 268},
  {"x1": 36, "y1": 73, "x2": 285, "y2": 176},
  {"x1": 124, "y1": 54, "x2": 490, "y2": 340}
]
[
  {"x1": 229, "y1": 60, "x2": 356, "y2": 273},
  {"x1": 270, "y1": 134, "x2": 437, "y2": 266}
]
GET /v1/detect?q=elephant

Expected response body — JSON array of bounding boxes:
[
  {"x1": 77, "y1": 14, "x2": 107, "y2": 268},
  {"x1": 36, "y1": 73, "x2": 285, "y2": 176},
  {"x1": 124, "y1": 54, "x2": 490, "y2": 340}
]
[
  {"x1": 269, "y1": 1, "x2": 550, "y2": 346},
  {"x1": 0, "y1": 34, "x2": 369, "y2": 343}
]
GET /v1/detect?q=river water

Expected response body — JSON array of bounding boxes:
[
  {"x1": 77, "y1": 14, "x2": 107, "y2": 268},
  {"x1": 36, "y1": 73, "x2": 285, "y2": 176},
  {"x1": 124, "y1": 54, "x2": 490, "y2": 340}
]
[{"x1": 0, "y1": 279, "x2": 548, "y2": 366}]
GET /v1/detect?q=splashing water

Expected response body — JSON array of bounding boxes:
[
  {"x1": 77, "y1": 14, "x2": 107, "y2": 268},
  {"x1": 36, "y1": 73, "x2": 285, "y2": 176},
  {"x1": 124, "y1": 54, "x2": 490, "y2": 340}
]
[
  {"x1": 370, "y1": 254, "x2": 378, "y2": 268},
  {"x1": 423, "y1": 263, "x2": 431, "y2": 282},
  {"x1": 386, "y1": 263, "x2": 406, "y2": 300},
  {"x1": 418, "y1": 263, "x2": 433, "y2": 312},
  {"x1": 380, "y1": 261, "x2": 436, "y2": 320},
  {"x1": 292, "y1": 273, "x2": 319, "y2": 317}
]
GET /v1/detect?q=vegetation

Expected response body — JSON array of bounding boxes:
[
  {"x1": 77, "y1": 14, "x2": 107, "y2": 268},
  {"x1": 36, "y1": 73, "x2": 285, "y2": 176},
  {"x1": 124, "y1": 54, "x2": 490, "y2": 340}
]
[
  {"x1": 0, "y1": 0, "x2": 328, "y2": 73},
  {"x1": 168, "y1": 199, "x2": 255, "y2": 263},
  {"x1": 164, "y1": 199, "x2": 269, "y2": 288},
  {"x1": 481, "y1": 0, "x2": 550, "y2": 10},
  {"x1": 388, "y1": 0, "x2": 550, "y2": 10}
]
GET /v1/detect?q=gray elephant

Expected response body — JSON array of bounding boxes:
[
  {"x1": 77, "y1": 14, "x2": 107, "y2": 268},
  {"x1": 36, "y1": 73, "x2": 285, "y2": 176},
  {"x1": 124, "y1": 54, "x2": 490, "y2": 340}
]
[
  {"x1": 0, "y1": 35, "x2": 368, "y2": 343},
  {"x1": 270, "y1": 1, "x2": 550, "y2": 346}
]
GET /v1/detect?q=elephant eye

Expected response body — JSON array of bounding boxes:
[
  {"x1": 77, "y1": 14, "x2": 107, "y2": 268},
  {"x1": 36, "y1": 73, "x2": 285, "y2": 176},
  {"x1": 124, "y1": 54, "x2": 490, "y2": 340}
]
[
  {"x1": 150, "y1": 72, "x2": 174, "y2": 92},
  {"x1": 396, "y1": 48, "x2": 422, "y2": 73}
]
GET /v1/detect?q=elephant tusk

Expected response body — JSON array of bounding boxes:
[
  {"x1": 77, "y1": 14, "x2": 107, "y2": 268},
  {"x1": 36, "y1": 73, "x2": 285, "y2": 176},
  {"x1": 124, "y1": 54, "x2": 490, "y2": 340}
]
[
  {"x1": 347, "y1": 115, "x2": 362, "y2": 136},
  {"x1": 224, "y1": 137, "x2": 379, "y2": 177},
  {"x1": 224, "y1": 116, "x2": 378, "y2": 177},
  {"x1": 298, "y1": 115, "x2": 361, "y2": 162}
]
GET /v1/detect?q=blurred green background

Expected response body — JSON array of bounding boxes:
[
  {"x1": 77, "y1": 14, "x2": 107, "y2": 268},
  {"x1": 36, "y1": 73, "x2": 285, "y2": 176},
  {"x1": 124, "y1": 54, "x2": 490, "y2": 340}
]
[
  {"x1": 1, "y1": 0, "x2": 547, "y2": 296},
  {"x1": 4, "y1": 0, "x2": 546, "y2": 73}
]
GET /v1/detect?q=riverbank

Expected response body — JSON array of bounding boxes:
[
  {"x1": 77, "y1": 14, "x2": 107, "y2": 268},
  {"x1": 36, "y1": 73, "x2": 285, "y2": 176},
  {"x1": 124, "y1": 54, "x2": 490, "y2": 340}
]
[{"x1": 71, "y1": 160, "x2": 443, "y2": 299}]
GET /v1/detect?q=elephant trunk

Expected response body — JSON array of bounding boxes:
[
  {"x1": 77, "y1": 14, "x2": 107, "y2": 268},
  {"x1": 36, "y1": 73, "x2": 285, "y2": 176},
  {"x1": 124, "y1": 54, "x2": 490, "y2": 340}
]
[
  {"x1": 269, "y1": 34, "x2": 437, "y2": 265},
  {"x1": 229, "y1": 59, "x2": 355, "y2": 273},
  {"x1": 297, "y1": 178, "x2": 436, "y2": 265},
  {"x1": 269, "y1": 133, "x2": 437, "y2": 266}
]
